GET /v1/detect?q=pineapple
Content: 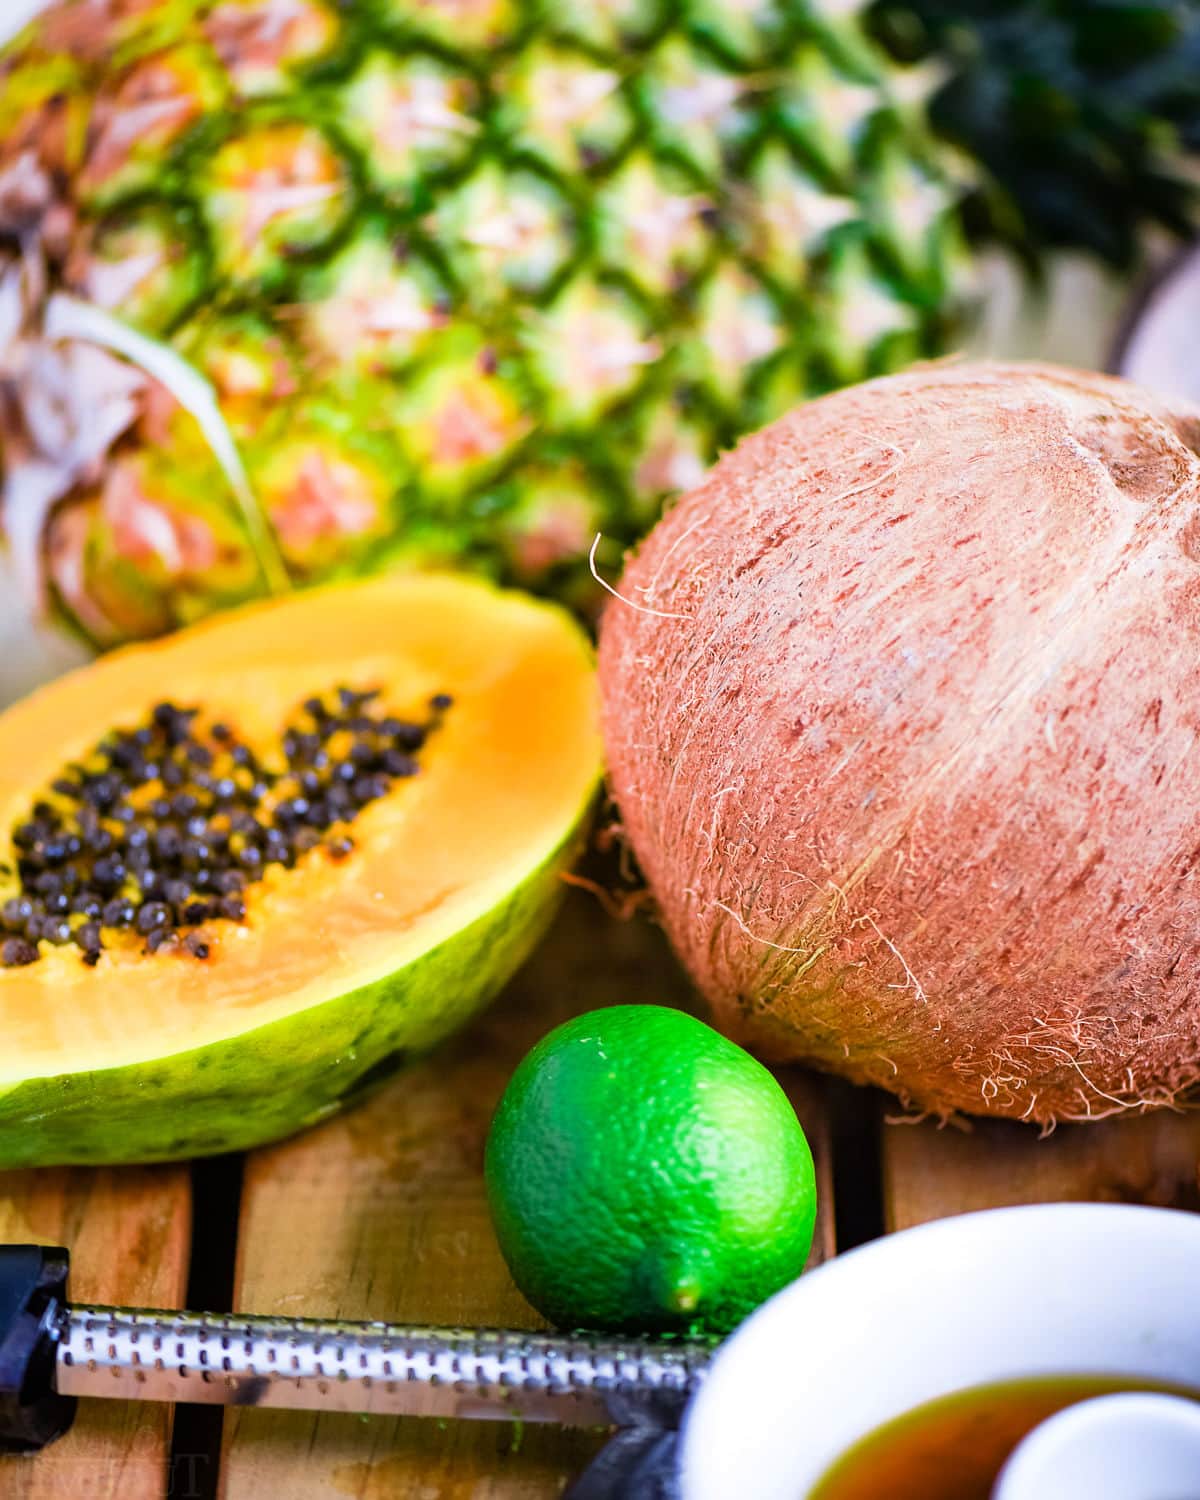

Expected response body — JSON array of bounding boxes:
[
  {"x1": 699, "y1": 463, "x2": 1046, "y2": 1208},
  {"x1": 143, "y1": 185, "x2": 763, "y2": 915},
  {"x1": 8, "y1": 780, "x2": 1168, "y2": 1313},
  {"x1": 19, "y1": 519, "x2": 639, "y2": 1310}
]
[{"x1": 0, "y1": 0, "x2": 968, "y2": 645}]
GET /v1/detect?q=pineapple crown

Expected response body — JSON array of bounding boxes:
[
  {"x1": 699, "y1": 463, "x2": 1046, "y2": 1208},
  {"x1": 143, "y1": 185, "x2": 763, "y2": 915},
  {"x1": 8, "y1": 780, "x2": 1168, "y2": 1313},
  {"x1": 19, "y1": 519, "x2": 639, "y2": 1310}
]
[{"x1": 868, "y1": 0, "x2": 1200, "y2": 266}]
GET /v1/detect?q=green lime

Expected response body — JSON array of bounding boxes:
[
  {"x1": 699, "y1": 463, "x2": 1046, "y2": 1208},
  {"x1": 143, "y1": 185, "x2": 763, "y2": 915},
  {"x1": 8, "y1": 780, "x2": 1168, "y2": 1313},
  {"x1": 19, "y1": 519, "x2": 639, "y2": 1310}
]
[{"x1": 484, "y1": 1005, "x2": 817, "y2": 1335}]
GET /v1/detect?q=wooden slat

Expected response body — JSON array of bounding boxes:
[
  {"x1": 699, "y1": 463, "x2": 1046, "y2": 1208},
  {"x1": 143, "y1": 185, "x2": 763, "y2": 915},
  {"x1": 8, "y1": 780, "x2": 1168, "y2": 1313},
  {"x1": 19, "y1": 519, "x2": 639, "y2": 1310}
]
[
  {"x1": 776, "y1": 1068, "x2": 838, "y2": 1271},
  {"x1": 221, "y1": 889, "x2": 837, "y2": 1499},
  {"x1": 885, "y1": 1110, "x2": 1200, "y2": 1231},
  {"x1": 0, "y1": 1166, "x2": 191, "y2": 1500}
]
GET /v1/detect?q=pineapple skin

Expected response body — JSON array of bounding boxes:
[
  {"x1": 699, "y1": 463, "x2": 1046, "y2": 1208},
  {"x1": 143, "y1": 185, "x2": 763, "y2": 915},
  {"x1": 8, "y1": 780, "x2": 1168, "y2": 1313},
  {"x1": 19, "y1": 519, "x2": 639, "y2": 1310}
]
[{"x1": 0, "y1": 0, "x2": 968, "y2": 645}]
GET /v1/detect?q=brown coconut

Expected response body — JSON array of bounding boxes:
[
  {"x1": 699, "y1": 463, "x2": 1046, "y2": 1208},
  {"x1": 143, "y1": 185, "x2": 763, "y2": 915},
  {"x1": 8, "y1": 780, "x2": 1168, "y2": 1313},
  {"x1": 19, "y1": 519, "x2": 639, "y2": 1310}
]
[{"x1": 598, "y1": 362, "x2": 1200, "y2": 1124}]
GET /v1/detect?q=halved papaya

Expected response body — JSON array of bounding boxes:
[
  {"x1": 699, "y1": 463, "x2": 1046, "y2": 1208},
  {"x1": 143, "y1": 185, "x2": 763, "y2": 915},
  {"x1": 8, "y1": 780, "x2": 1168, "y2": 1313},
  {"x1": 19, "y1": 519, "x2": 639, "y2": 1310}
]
[{"x1": 0, "y1": 575, "x2": 600, "y2": 1166}]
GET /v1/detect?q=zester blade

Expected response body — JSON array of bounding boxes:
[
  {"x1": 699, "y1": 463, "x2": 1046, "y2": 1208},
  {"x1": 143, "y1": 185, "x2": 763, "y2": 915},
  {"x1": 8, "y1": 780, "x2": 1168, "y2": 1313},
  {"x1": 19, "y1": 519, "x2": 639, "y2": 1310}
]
[{"x1": 55, "y1": 1305, "x2": 714, "y2": 1426}]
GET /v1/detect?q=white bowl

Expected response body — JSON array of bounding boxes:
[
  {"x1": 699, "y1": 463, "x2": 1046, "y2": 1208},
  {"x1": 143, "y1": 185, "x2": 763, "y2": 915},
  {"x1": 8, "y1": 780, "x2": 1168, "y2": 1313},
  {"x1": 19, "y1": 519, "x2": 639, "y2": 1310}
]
[
  {"x1": 1114, "y1": 247, "x2": 1200, "y2": 408},
  {"x1": 679, "y1": 1203, "x2": 1200, "y2": 1500}
]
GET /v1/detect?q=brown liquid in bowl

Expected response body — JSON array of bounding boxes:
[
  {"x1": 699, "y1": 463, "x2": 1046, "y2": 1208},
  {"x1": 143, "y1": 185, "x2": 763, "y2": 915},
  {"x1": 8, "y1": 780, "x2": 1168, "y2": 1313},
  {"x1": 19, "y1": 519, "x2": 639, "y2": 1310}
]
[{"x1": 808, "y1": 1375, "x2": 1200, "y2": 1500}]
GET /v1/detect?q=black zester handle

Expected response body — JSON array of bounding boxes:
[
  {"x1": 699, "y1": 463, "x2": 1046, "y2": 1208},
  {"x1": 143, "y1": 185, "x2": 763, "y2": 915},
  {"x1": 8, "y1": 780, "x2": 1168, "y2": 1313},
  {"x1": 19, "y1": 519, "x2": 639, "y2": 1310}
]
[{"x1": 0, "y1": 1245, "x2": 76, "y2": 1453}]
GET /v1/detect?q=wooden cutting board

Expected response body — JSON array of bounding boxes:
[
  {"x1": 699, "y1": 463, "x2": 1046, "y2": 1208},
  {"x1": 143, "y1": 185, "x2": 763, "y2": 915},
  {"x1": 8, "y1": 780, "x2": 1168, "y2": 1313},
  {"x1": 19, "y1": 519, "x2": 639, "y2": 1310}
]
[{"x1": 2, "y1": 887, "x2": 1199, "y2": 1498}]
